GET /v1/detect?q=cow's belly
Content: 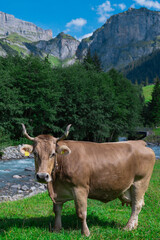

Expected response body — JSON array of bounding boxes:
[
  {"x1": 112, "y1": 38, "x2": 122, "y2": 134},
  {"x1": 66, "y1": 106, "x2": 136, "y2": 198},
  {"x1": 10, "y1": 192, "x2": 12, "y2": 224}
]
[
  {"x1": 88, "y1": 189, "x2": 127, "y2": 202},
  {"x1": 88, "y1": 177, "x2": 134, "y2": 202}
]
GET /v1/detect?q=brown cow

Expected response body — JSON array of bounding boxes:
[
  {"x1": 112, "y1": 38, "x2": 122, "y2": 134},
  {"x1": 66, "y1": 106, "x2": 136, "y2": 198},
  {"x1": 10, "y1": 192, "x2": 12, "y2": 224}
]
[{"x1": 20, "y1": 124, "x2": 155, "y2": 237}]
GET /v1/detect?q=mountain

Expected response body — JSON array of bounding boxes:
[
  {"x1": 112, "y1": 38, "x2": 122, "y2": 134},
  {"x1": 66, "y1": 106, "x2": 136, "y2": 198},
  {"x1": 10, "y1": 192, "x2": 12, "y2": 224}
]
[
  {"x1": 1, "y1": 8, "x2": 160, "y2": 74},
  {"x1": 31, "y1": 32, "x2": 80, "y2": 65},
  {"x1": 0, "y1": 11, "x2": 79, "y2": 66},
  {"x1": 0, "y1": 11, "x2": 52, "y2": 41},
  {"x1": 122, "y1": 49, "x2": 160, "y2": 84},
  {"x1": 77, "y1": 7, "x2": 160, "y2": 71}
]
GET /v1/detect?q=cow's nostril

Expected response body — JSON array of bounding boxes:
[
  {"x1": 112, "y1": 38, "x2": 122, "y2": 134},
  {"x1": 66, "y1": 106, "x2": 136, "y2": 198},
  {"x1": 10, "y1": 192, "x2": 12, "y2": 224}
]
[
  {"x1": 37, "y1": 172, "x2": 50, "y2": 182},
  {"x1": 46, "y1": 174, "x2": 49, "y2": 179},
  {"x1": 37, "y1": 174, "x2": 40, "y2": 180}
]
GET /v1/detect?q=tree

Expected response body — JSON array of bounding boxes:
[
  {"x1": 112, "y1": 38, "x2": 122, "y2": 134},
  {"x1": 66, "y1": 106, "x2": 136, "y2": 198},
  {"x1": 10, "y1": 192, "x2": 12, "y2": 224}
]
[
  {"x1": 148, "y1": 78, "x2": 160, "y2": 126},
  {"x1": 83, "y1": 49, "x2": 102, "y2": 72},
  {"x1": 92, "y1": 52, "x2": 102, "y2": 72},
  {"x1": 0, "y1": 55, "x2": 143, "y2": 142}
]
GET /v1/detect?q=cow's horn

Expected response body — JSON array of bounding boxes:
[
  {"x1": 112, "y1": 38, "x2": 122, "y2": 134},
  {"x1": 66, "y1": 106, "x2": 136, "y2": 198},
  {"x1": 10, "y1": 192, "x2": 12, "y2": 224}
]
[
  {"x1": 56, "y1": 124, "x2": 72, "y2": 143},
  {"x1": 21, "y1": 123, "x2": 35, "y2": 141}
]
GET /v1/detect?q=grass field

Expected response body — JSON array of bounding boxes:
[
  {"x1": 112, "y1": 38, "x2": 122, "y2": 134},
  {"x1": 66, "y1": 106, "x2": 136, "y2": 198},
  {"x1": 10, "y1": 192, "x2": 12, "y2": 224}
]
[
  {"x1": 142, "y1": 85, "x2": 154, "y2": 103},
  {"x1": 0, "y1": 160, "x2": 160, "y2": 240}
]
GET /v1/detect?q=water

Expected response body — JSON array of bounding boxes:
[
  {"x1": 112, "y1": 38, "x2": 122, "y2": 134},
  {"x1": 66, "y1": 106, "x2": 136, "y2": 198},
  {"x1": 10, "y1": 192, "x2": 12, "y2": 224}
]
[
  {"x1": 148, "y1": 145, "x2": 160, "y2": 159},
  {"x1": 0, "y1": 158, "x2": 35, "y2": 188}
]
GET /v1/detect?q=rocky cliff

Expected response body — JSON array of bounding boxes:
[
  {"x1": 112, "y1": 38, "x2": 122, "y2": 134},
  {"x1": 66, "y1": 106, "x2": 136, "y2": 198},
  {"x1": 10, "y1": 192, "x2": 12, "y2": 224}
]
[
  {"x1": 77, "y1": 8, "x2": 160, "y2": 71},
  {"x1": 0, "y1": 11, "x2": 52, "y2": 41},
  {"x1": 34, "y1": 32, "x2": 80, "y2": 61}
]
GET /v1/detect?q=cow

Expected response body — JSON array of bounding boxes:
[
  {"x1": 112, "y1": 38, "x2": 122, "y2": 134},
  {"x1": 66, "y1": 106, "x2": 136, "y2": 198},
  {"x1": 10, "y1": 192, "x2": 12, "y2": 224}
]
[{"x1": 20, "y1": 124, "x2": 155, "y2": 237}]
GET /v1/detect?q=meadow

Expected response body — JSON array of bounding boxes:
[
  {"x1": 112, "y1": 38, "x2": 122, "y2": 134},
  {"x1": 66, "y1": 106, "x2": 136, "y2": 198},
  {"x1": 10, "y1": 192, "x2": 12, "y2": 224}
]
[
  {"x1": 0, "y1": 160, "x2": 160, "y2": 240},
  {"x1": 142, "y1": 84, "x2": 154, "y2": 103}
]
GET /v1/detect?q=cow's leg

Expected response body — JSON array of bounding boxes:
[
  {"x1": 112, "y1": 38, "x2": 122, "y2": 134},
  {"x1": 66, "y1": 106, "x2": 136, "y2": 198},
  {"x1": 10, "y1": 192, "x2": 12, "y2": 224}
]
[
  {"x1": 124, "y1": 176, "x2": 150, "y2": 231},
  {"x1": 73, "y1": 187, "x2": 90, "y2": 237},
  {"x1": 53, "y1": 203, "x2": 63, "y2": 232}
]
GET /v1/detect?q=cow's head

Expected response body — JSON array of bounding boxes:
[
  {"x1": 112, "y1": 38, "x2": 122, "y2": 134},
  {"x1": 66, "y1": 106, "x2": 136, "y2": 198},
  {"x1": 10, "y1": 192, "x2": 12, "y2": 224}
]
[{"x1": 20, "y1": 124, "x2": 71, "y2": 183}]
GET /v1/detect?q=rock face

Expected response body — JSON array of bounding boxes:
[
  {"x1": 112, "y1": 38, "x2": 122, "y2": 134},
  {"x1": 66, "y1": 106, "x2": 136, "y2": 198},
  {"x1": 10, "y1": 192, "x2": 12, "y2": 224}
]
[
  {"x1": 77, "y1": 8, "x2": 160, "y2": 71},
  {"x1": 1, "y1": 8, "x2": 160, "y2": 71},
  {"x1": 0, "y1": 11, "x2": 52, "y2": 41},
  {"x1": 34, "y1": 32, "x2": 80, "y2": 61}
]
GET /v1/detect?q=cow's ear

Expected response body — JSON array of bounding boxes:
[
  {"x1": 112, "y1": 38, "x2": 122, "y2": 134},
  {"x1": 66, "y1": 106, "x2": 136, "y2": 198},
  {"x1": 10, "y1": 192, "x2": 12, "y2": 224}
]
[
  {"x1": 57, "y1": 145, "x2": 71, "y2": 156},
  {"x1": 20, "y1": 144, "x2": 33, "y2": 157}
]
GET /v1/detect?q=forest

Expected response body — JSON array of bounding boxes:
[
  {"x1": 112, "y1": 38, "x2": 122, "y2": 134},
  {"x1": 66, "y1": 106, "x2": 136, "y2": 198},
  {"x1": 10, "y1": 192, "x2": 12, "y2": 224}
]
[{"x1": 0, "y1": 54, "x2": 152, "y2": 145}]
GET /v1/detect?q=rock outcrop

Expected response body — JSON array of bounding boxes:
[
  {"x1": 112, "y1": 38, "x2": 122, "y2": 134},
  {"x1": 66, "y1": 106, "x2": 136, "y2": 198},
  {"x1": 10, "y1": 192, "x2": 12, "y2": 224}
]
[
  {"x1": 0, "y1": 11, "x2": 52, "y2": 41},
  {"x1": 76, "y1": 8, "x2": 160, "y2": 71},
  {"x1": 34, "y1": 32, "x2": 80, "y2": 61}
]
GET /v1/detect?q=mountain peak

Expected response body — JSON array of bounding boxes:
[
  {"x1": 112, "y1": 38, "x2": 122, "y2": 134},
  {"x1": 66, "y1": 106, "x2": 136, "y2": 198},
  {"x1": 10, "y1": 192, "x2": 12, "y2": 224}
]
[
  {"x1": 77, "y1": 7, "x2": 160, "y2": 71},
  {"x1": 56, "y1": 32, "x2": 78, "y2": 41},
  {"x1": 0, "y1": 11, "x2": 52, "y2": 41}
]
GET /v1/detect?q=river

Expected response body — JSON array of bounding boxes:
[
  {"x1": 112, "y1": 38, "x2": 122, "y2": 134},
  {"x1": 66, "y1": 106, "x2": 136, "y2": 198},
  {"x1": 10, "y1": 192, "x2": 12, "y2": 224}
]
[{"x1": 0, "y1": 158, "x2": 35, "y2": 189}]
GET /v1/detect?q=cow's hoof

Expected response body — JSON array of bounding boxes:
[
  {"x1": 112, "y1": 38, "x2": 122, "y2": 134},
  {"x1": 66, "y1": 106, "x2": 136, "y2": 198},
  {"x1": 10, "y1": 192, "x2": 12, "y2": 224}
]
[
  {"x1": 123, "y1": 222, "x2": 138, "y2": 231},
  {"x1": 82, "y1": 229, "x2": 90, "y2": 237}
]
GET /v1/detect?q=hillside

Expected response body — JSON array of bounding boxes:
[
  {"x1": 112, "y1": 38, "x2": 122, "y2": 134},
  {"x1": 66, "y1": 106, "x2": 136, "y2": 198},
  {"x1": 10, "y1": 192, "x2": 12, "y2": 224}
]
[
  {"x1": 0, "y1": 32, "x2": 79, "y2": 67},
  {"x1": 122, "y1": 50, "x2": 160, "y2": 84},
  {"x1": 77, "y1": 8, "x2": 160, "y2": 72},
  {"x1": 142, "y1": 85, "x2": 154, "y2": 103}
]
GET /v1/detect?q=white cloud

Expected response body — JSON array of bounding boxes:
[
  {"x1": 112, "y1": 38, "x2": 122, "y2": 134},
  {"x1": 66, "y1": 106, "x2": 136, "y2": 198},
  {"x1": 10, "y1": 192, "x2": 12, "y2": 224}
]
[
  {"x1": 66, "y1": 18, "x2": 87, "y2": 28},
  {"x1": 64, "y1": 28, "x2": 70, "y2": 33},
  {"x1": 113, "y1": 3, "x2": 126, "y2": 10},
  {"x1": 134, "y1": 0, "x2": 160, "y2": 9},
  {"x1": 79, "y1": 32, "x2": 93, "y2": 41},
  {"x1": 97, "y1": 1, "x2": 114, "y2": 23},
  {"x1": 119, "y1": 3, "x2": 127, "y2": 10},
  {"x1": 130, "y1": 3, "x2": 136, "y2": 8}
]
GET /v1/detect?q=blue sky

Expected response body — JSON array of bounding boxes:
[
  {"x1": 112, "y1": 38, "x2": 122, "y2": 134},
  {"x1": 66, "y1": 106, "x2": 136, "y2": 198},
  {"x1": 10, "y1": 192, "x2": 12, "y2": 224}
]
[{"x1": 1, "y1": 0, "x2": 160, "y2": 40}]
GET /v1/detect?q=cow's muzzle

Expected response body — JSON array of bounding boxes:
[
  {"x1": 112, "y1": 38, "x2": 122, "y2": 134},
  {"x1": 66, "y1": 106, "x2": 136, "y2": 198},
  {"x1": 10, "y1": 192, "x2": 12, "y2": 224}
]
[{"x1": 36, "y1": 172, "x2": 51, "y2": 183}]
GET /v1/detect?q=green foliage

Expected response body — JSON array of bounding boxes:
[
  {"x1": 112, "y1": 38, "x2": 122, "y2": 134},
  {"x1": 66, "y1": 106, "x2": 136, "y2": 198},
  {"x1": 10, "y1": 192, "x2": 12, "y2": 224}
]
[
  {"x1": 0, "y1": 55, "x2": 143, "y2": 142},
  {"x1": 48, "y1": 55, "x2": 62, "y2": 67},
  {"x1": 0, "y1": 160, "x2": 159, "y2": 239},
  {"x1": 149, "y1": 78, "x2": 160, "y2": 125},
  {"x1": 153, "y1": 127, "x2": 160, "y2": 136},
  {"x1": 83, "y1": 49, "x2": 102, "y2": 72},
  {"x1": 123, "y1": 49, "x2": 160, "y2": 84},
  {"x1": 144, "y1": 79, "x2": 160, "y2": 126},
  {"x1": 142, "y1": 84, "x2": 154, "y2": 103}
]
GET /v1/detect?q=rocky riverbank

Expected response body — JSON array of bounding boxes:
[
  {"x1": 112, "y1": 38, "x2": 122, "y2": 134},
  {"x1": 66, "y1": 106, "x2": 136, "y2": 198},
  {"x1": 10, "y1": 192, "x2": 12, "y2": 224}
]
[
  {"x1": 0, "y1": 145, "x2": 33, "y2": 160},
  {"x1": 0, "y1": 166, "x2": 47, "y2": 202},
  {"x1": 0, "y1": 147, "x2": 47, "y2": 202}
]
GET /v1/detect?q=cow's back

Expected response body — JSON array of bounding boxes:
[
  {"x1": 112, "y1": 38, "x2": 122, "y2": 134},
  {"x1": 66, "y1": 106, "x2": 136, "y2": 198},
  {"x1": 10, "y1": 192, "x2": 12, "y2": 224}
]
[{"x1": 56, "y1": 140, "x2": 155, "y2": 202}]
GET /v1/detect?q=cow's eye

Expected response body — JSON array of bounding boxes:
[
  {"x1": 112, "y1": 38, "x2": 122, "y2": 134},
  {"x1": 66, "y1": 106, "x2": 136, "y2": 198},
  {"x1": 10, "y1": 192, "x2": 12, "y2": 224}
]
[
  {"x1": 50, "y1": 153, "x2": 55, "y2": 158},
  {"x1": 34, "y1": 152, "x2": 38, "y2": 157}
]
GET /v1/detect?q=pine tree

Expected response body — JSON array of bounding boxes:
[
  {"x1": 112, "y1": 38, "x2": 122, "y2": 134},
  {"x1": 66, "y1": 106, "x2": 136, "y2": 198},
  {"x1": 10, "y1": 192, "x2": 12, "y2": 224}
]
[
  {"x1": 83, "y1": 48, "x2": 93, "y2": 65},
  {"x1": 93, "y1": 52, "x2": 102, "y2": 72},
  {"x1": 149, "y1": 78, "x2": 160, "y2": 126},
  {"x1": 83, "y1": 49, "x2": 102, "y2": 72}
]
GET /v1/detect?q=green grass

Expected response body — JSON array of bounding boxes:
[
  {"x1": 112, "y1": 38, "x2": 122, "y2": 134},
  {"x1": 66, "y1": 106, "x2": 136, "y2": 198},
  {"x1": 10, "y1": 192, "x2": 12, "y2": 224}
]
[
  {"x1": 48, "y1": 55, "x2": 62, "y2": 67},
  {"x1": 142, "y1": 85, "x2": 154, "y2": 103},
  {"x1": 153, "y1": 127, "x2": 160, "y2": 136},
  {"x1": 0, "y1": 160, "x2": 160, "y2": 239},
  {"x1": 6, "y1": 33, "x2": 31, "y2": 43},
  {"x1": 9, "y1": 45, "x2": 27, "y2": 55}
]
